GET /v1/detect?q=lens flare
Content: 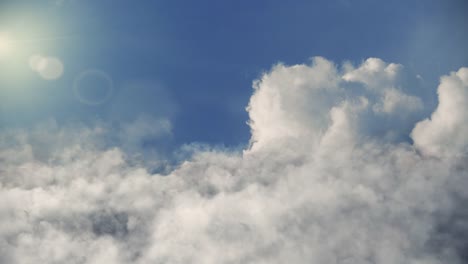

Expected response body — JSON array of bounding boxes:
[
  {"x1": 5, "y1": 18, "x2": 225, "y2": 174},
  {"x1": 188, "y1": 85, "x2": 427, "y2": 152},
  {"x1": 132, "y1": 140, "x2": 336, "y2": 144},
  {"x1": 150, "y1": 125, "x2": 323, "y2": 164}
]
[
  {"x1": 29, "y1": 54, "x2": 64, "y2": 80},
  {"x1": 73, "y1": 70, "x2": 114, "y2": 105}
]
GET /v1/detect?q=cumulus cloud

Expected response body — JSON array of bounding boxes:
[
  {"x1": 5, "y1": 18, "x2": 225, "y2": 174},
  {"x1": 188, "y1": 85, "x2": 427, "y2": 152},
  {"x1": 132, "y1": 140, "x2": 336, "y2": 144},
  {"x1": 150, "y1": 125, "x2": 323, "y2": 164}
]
[
  {"x1": 372, "y1": 88, "x2": 423, "y2": 115},
  {"x1": 343, "y1": 58, "x2": 403, "y2": 88},
  {"x1": 412, "y1": 67, "x2": 468, "y2": 158},
  {"x1": 1, "y1": 57, "x2": 468, "y2": 264}
]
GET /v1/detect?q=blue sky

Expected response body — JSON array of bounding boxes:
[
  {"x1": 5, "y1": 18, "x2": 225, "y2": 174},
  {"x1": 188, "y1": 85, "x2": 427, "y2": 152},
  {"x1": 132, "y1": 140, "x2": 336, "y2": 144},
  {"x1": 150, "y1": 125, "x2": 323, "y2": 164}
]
[{"x1": 0, "y1": 0, "x2": 467, "y2": 146}]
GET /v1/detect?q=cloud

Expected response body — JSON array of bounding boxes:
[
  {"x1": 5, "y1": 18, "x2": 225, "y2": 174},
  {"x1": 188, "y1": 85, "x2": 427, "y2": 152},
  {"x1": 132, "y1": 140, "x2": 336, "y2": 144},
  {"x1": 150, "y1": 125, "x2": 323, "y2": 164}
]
[
  {"x1": 372, "y1": 88, "x2": 423, "y2": 115},
  {"x1": 1, "y1": 57, "x2": 468, "y2": 263},
  {"x1": 247, "y1": 57, "x2": 342, "y2": 151},
  {"x1": 343, "y1": 58, "x2": 403, "y2": 88},
  {"x1": 412, "y1": 67, "x2": 468, "y2": 158}
]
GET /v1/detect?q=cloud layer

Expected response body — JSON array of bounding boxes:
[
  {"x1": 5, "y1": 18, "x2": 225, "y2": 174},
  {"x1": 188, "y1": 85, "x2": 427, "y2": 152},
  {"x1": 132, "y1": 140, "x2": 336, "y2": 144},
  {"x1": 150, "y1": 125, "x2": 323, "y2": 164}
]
[{"x1": 1, "y1": 57, "x2": 468, "y2": 264}]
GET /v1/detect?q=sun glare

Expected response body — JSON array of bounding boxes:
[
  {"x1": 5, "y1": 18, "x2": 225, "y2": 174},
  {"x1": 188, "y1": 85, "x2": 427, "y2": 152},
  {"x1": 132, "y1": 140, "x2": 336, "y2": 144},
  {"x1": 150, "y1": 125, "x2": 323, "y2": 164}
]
[{"x1": 0, "y1": 33, "x2": 12, "y2": 56}]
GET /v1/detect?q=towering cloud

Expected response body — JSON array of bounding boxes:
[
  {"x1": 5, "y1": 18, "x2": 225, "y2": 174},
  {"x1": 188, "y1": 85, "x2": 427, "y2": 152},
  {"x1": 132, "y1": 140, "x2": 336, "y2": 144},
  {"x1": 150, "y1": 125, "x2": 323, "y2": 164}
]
[{"x1": 1, "y1": 57, "x2": 467, "y2": 263}]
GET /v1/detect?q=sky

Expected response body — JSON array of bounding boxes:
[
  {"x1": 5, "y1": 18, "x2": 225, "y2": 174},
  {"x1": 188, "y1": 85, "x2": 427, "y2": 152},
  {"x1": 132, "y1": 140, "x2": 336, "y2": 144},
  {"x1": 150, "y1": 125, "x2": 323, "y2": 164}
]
[
  {"x1": 1, "y1": 0, "x2": 468, "y2": 263},
  {"x1": 0, "y1": 0, "x2": 467, "y2": 145}
]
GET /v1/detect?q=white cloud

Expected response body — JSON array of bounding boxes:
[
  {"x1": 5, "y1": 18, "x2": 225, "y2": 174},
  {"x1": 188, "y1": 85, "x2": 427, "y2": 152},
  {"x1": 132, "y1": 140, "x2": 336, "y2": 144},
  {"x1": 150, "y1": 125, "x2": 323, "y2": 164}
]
[
  {"x1": 247, "y1": 57, "x2": 342, "y2": 151},
  {"x1": 373, "y1": 88, "x2": 423, "y2": 114},
  {"x1": 1, "y1": 57, "x2": 468, "y2": 263},
  {"x1": 412, "y1": 67, "x2": 468, "y2": 157},
  {"x1": 342, "y1": 58, "x2": 424, "y2": 116},
  {"x1": 343, "y1": 58, "x2": 402, "y2": 88}
]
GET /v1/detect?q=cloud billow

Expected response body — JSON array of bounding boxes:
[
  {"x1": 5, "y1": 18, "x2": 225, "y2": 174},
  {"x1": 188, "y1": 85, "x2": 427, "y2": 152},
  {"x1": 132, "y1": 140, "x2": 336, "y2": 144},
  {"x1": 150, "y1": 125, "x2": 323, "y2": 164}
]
[{"x1": 1, "y1": 57, "x2": 467, "y2": 264}]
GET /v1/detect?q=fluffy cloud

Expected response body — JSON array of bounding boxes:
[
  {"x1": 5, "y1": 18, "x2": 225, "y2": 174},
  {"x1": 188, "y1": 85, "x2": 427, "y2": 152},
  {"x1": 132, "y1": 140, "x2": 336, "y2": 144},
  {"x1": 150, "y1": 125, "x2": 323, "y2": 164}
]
[
  {"x1": 342, "y1": 58, "x2": 402, "y2": 88},
  {"x1": 1, "y1": 57, "x2": 468, "y2": 264},
  {"x1": 412, "y1": 67, "x2": 468, "y2": 158},
  {"x1": 372, "y1": 88, "x2": 423, "y2": 114}
]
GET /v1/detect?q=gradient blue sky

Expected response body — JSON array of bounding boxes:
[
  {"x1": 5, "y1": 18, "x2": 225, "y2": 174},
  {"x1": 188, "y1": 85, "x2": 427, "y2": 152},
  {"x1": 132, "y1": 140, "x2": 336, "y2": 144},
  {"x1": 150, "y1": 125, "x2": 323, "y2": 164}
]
[{"x1": 0, "y1": 0, "x2": 467, "y2": 147}]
